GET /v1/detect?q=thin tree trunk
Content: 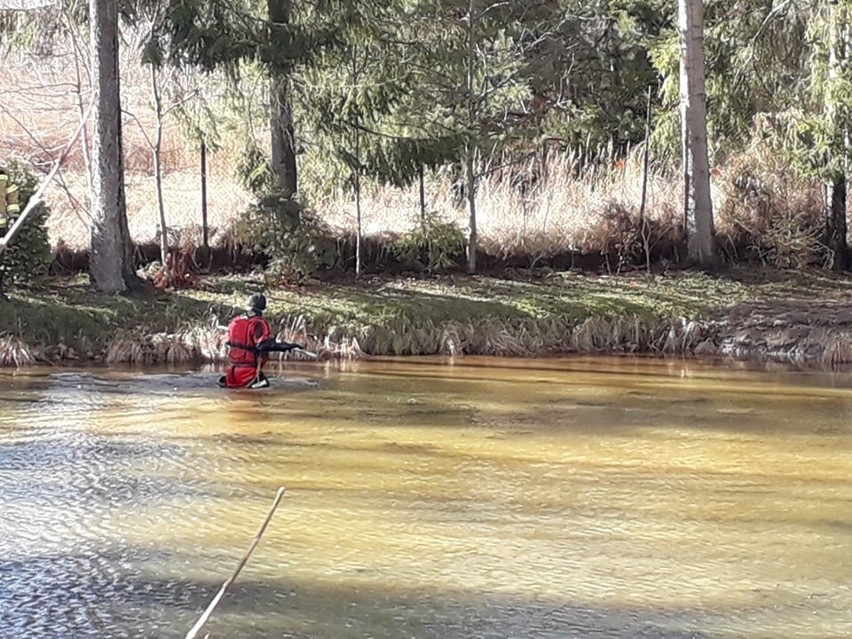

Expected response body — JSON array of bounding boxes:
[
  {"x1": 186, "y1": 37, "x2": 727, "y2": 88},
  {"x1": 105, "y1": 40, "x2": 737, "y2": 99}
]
[
  {"x1": 268, "y1": 0, "x2": 297, "y2": 198},
  {"x1": 89, "y1": 0, "x2": 142, "y2": 293},
  {"x1": 352, "y1": 45, "x2": 362, "y2": 277},
  {"x1": 465, "y1": 149, "x2": 477, "y2": 274},
  {"x1": 639, "y1": 85, "x2": 653, "y2": 273},
  {"x1": 64, "y1": 7, "x2": 93, "y2": 204},
  {"x1": 200, "y1": 140, "x2": 209, "y2": 248},
  {"x1": 826, "y1": 4, "x2": 849, "y2": 271},
  {"x1": 419, "y1": 164, "x2": 426, "y2": 223},
  {"x1": 465, "y1": 0, "x2": 478, "y2": 274},
  {"x1": 150, "y1": 63, "x2": 169, "y2": 273},
  {"x1": 678, "y1": 0, "x2": 715, "y2": 267}
]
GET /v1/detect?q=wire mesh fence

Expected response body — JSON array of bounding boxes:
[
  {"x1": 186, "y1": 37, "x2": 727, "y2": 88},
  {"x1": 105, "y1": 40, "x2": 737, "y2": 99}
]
[{"x1": 0, "y1": 44, "x2": 693, "y2": 261}]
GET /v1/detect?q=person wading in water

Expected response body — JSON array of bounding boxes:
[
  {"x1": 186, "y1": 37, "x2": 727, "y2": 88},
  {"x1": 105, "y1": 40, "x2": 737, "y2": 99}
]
[{"x1": 219, "y1": 293, "x2": 302, "y2": 389}]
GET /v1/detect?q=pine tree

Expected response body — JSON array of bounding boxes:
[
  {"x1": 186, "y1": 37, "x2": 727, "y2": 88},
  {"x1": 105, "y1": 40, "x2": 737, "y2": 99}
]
[{"x1": 89, "y1": 0, "x2": 143, "y2": 293}]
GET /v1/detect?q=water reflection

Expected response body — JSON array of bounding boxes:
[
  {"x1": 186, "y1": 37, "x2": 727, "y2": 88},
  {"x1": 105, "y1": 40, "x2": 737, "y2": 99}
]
[{"x1": 0, "y1": 357, "x2": 851, "y2": 638}]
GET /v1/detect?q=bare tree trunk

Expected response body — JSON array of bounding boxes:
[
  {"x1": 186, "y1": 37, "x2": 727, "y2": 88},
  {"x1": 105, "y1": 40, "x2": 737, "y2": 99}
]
[
  {"x1": 268, "y1": 0, "x2": 297, "y2": 198},
  {"x1": 826, "y1": 4, "x2": 849, "y2": 271},
  {"x1": 465, "y1": 150, "x2": 477, "y2": 274},
  {"x1": 89, "y1": 0, "x2": 142, "y2": 294},
  {"x1": 352, "y1": 46, "x2": 362, "y2": 277},
  {"x1": 63, "y1": 6, "x2": 93, "y2": 204},
  {"x1": 150, "y1": 63, "x2": 169, "y2": 272},
  {"x1": 678, "y1": 0, "x2": 715, "y2": 267},
  {"x1": 419, "y1": 164, "x2": 426, "y2": 223},
  {"x1": 827, "y1": 177, "x2": 848, "y2": 270},
  {"x1": 200, "y1": 140, "x2": 209, "y2": 248},
  {"x1": 465, "y1": 0, "x2": 478, "y2": 274},
  {"x1": 639, "y1": 85, "x2": 653, "y2": 273}
]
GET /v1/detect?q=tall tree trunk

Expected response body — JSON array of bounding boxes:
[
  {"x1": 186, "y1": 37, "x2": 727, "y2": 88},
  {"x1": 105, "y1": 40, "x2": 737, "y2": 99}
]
[
  {"x1": 268, "y1": 0, "x2": 297, "y2": 198},
  {"x1": 352, "y1": 45, "x2": 362, "y2": 278},
  {"x1": 826, "y1": 4, "x2": 849, "y2": 271},
  {"x1": 465, "y1": 149, "x2": 477, "y2": 274},
  {"x1": 89, "y1": 0, "x2": 141, "y2": 293},
  {"x1": 678, "y1": 0, "x2": 715, "y2": 267},
  {"x1": 465, "y1": 0, "x2": 478, "y2": 274},
  {"x1": 827, "y1": 177, "x2": 848, "y2": 270},
  {"x1": 419, "y1": 164, "x2": 426, "y2": 223},
  {"x1": 150, "y1": 63, "x2": 169, "y2": 273}
]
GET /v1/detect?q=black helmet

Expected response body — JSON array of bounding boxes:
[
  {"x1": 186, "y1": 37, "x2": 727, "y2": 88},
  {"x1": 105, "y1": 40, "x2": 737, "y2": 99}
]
[{"x1": 248, "y1": 293, "x2": 267, "y2": 313}]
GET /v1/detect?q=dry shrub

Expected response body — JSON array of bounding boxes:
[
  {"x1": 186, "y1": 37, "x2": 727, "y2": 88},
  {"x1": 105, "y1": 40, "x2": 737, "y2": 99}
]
[
  {"x1": 319, "y1": 151, "x2": 685, "y2": 264},
  {"x1": 0, "y1": 336, "x2": 36, "y2": 367},
  {"x1": 148, "y1": 249, "x2": 202, "y2": 290},
  {"x1": 268, "y1": 315, "x2": 364, "y2": 361},
  {"x1": 570, "y1": 198, "x2": 683, "y2": 271},
  {"x1": 105, "y1": 326, "x2": 228, "y2": 365},
  {"x1": 105, "y1": 330, "x2": 150, "y2": 364},
  {"x1": 821, "y1": 334, "x2": 852, "y2": 368},
  {"x1": 716, "y1": 141, "x2": 828, "y2": 269}
]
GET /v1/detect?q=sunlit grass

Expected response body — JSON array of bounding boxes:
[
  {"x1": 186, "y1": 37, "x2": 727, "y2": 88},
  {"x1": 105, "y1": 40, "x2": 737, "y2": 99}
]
[{"x1": 0, "y1": 269, "x2": 820, "y2": 366}]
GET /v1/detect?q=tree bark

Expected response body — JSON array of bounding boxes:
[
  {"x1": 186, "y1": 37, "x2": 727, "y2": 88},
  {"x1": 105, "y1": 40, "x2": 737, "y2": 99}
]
[
  {"x1": 465, "y1": 0, "x2": 478, "y2": 274},
  {"x1": 827, "y1": 176, "x2": 848, "y2": 271},
  {"x1": 826, "y1": 4, "x2": 849, "y2": 271},
  {"x1": 678, "y1": 0, "x2": 715, "y2": 267},
  {"x1": 465, "y1": 149, "x2": 477, "y2": 274},
  {"x1": 268, "y1": 0, "x2": 297, "y2": 198},
  {"x1": 89, "y1": 0, "x2": 141, "y2": 293},
  {"x1": 150, "y1": 63, "x2": 169, "y2": 272}
]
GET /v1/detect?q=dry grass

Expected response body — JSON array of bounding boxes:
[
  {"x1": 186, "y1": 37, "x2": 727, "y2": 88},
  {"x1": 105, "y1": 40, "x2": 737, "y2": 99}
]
[
  {"x1": 0, "y1": 42, "x2": 839, "y2": 267},
  {"x1": 5, "y1": 271, "x2": 852, "y2": 368},
  {"x1": 0, "y1": 47, "x2": 252, "y2": 250},
  {"x1": 104, "y1": 326, "x2": 228, "y2": 365},
  {"x1": 319, "y1": 153, "x2": 690, "y2": 261},
  {"x1": 0, "y1": 335, "x2": 36, "y2": 367},
  {"x1": 715, "y1": 139, "x2": 828, "y2": 269},
  {"x1": 102, "y1": 314, "x2": 365, "y2": 365},
  {"x1": 0, "y1": 40, "x2": 725, "y2": 263}
]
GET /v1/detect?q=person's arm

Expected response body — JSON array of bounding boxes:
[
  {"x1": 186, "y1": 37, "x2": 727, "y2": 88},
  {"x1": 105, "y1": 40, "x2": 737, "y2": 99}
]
[
  {"x1": 257, "y1": 338, "x2": 304, "y2": 353},
  {"x1": 254, "y1": 320, "x2": 303, "y2": 353}
]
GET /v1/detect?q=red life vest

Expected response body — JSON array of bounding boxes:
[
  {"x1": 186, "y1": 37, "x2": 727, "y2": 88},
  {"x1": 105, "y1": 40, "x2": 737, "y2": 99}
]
[{"x1": 227, "y1": 314, "x2": 271, "y2": 366}]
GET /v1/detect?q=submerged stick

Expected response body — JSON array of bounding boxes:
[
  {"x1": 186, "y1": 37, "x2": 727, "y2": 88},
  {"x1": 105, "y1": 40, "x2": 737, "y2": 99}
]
[
  {"x1": 293, "y1": 347, "x2": 319, "y2": 360},
  {"x1": 185, "y1": 487, "x2": 287, "y2": 639}
]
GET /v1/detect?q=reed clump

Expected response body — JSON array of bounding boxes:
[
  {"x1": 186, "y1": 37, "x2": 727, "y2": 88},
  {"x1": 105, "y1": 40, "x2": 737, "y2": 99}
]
[
  {"x1": 5, "y1": 309, "x2": 852, "y2": 370},
  {"x1": 0, "y1": 335, "x2": 37, "y2": 367},
  {"x1": 104, "y1": 327, "x2": 229, "y2": 365}
]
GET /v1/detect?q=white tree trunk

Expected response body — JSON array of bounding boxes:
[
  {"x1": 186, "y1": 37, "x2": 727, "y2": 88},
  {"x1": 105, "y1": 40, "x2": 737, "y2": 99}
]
[
  {"x1": 150, "y1": 63, "x2": 169, "y2": 273},
  {"x1": 678, "y1": 0, "x2": 715, "y2": 266},
  {"x1": 89, "y1": 0, "x2": 139, "y2": 293},
  {"x1": 826, "y1": 3, "x2": 849, "y2": 271}
]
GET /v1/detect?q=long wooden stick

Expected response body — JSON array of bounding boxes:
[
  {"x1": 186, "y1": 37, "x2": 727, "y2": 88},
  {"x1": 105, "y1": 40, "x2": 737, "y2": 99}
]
[
  {"x1": 185, "y1": 486, "x2": 287, "y2": 639},
  {"x1": 0, "y1": 101, "x2": 94, "y2": 255}
]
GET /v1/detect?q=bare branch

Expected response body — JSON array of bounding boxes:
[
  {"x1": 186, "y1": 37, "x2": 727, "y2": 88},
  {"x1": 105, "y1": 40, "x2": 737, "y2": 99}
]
[{"x1": 0, "y1": 100, "x2": 93, "y2": 255}]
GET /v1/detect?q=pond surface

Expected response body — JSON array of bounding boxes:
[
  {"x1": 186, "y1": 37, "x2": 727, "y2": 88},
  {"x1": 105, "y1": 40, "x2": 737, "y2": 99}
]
[{"x1": 1, "y1": 356, "x2": 851, "y2": 639}]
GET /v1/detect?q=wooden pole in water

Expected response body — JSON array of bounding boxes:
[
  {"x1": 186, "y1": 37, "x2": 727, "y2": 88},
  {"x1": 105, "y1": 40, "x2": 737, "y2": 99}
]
[{"x1": 185, "y1": 487, "x2": 287, "y2": 639}]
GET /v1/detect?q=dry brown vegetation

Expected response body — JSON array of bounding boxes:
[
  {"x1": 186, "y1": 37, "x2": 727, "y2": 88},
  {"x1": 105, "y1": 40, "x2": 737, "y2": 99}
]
[{"x1": 0, "y1": 42, "x2": 837, "y2": 270}]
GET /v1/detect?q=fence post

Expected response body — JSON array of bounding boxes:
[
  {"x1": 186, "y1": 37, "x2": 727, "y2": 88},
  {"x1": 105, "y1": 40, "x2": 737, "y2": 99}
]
[{"x1": 200, "y1": 140, "x2": 209, "y2": 248}]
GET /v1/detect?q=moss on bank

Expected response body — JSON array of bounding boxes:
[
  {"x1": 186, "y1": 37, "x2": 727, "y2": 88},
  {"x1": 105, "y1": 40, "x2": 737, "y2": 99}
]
[{"x1": 1, "y1": 268, "x2": 851, "y2": 367}]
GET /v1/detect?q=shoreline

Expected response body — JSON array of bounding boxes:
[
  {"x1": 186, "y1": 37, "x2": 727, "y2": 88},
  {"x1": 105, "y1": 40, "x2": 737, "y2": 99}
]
[{"x1": 2, "y1": 268, "x2": 852, "y2": 370}]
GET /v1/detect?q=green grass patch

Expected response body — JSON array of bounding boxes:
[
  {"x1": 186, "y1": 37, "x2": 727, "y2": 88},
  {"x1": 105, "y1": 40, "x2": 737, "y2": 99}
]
[{"x1": 0, "y1": 268, "x2": 825, "y2": 362}]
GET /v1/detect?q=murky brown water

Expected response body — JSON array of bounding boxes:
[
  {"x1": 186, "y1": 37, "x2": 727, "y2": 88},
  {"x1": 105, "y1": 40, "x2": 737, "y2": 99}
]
[{"x1": 1, "y1": 356, "x2": 852, "y2": 639}]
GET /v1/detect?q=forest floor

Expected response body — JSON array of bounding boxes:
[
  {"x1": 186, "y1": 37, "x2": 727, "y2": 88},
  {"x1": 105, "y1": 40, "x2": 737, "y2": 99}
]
[{"x1": 2, "y1": 266, "x2": 852, "y2": 368}]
